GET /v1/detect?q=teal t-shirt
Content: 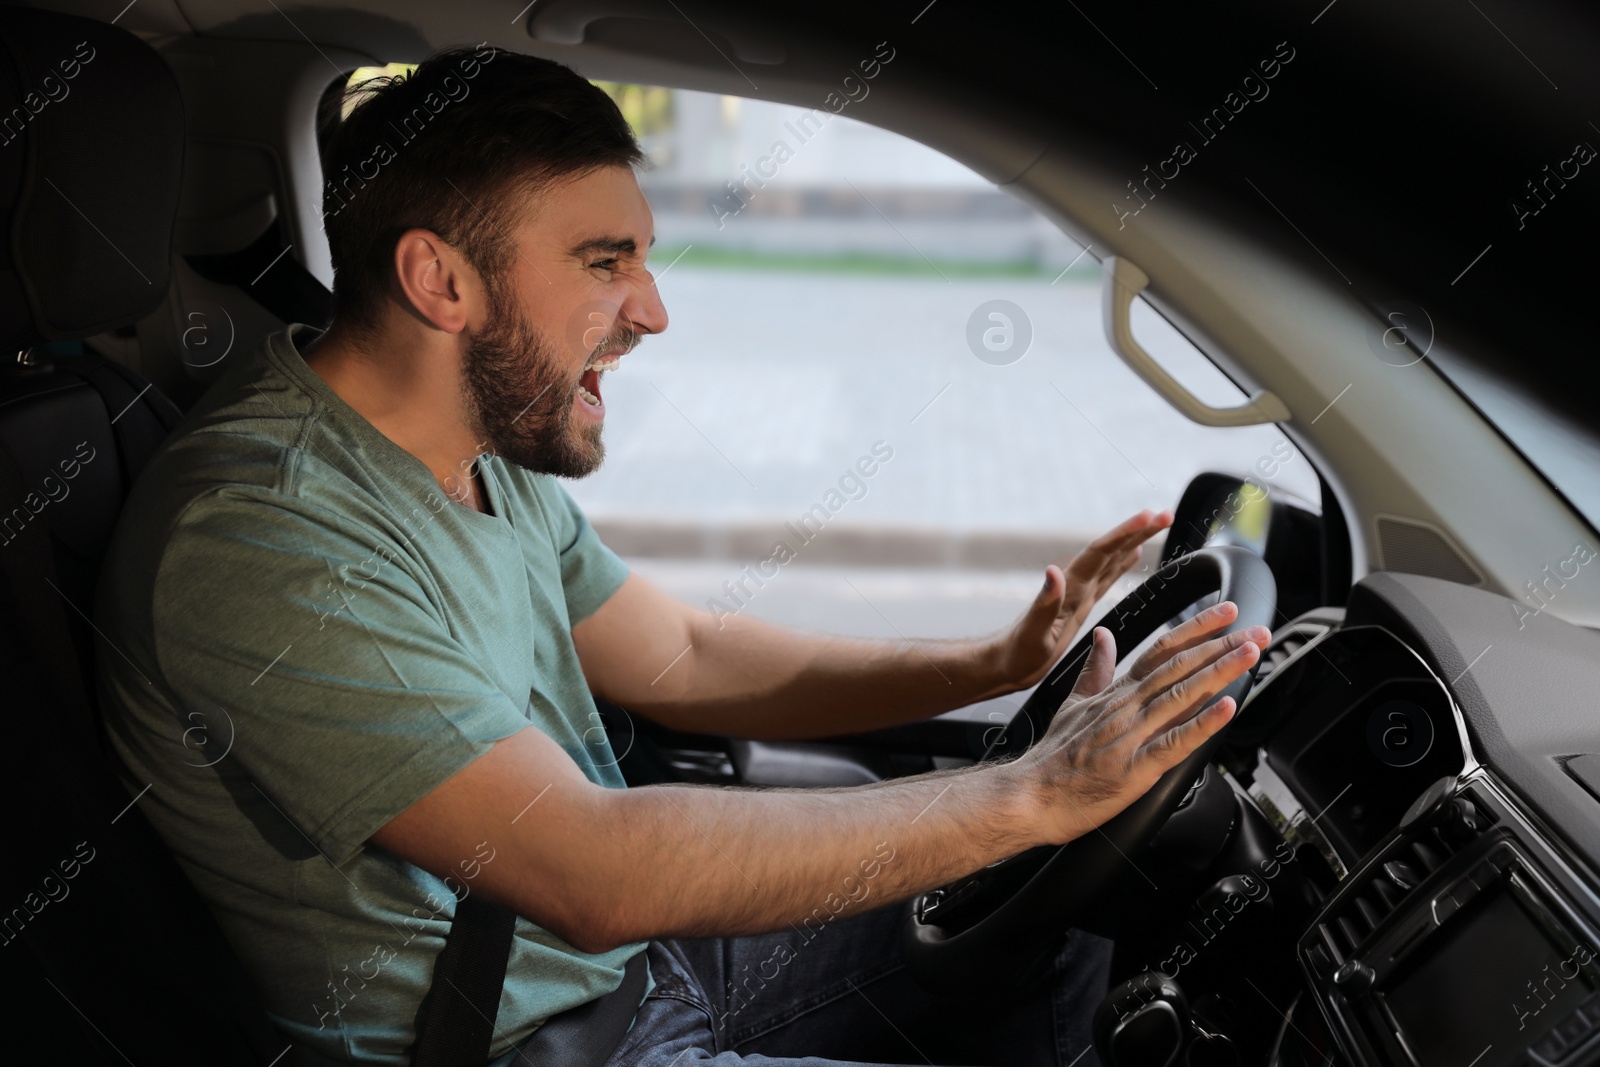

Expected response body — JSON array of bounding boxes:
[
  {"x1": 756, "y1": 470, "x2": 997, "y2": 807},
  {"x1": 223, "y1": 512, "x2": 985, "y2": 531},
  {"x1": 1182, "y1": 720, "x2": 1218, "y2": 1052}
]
[{"x1": 94, "y1": 324, "x2": 643, "y2": 1065}]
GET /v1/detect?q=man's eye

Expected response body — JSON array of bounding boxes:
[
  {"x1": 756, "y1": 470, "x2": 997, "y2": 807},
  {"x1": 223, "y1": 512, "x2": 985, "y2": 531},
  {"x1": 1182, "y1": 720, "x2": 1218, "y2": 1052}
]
[{"x1": 589, "y1": 259, "x2": 618, "y2": 273}]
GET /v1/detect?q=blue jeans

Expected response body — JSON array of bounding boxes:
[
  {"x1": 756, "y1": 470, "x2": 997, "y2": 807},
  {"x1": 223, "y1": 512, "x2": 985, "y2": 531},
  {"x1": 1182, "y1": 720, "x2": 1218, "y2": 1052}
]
[{"x1": 598, "y1": 902, "x2": 1113, "y2": 1065}]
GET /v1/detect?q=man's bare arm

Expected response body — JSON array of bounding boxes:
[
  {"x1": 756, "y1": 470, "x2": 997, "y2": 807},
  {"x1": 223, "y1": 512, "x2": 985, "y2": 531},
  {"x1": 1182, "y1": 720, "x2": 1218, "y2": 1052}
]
[
  {"x1": 373, "y1": 602, "x2": 1266, "y2": 953},
  {"x1": 572, "y1": 512, "x2": 1170, "y2": 740},
  {"x1": 573, "y1": 572, "x2": 1003, "y2": 739}
]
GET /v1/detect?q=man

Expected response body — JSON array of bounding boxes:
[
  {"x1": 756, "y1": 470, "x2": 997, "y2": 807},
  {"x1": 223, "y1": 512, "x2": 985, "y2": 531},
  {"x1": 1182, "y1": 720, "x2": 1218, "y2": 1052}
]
[{"x1": 94, "y1": 46, "x2": 1267, "y2": 1066}]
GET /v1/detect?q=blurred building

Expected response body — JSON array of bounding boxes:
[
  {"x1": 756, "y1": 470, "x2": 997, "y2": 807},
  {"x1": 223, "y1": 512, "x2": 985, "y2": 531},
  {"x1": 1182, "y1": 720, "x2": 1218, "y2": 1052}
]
[{"x1": 606, "y1": 86, "x2": 1089, "y2": 271}]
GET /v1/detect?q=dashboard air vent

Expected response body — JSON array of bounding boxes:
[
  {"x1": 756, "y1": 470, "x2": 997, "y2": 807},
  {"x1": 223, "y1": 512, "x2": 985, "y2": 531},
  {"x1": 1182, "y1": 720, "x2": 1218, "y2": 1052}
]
[
  {"x1": 1254, "y1": 621, "x2": 1332, "y2": 683},
  {"x1": 1257, "y1": 632, "x2": 1308, "y2": 682},
  {"x1": 1317, "y1": 793, "x2": 1488, "y2": 960}
]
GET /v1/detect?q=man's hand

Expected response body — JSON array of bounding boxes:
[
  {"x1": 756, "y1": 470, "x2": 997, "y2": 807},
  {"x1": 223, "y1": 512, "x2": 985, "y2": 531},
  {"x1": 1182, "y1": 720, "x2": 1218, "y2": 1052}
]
[
  {"x1": 987, "y1": 509, "x2": 1174, "y2": 693},
  {"x1": 1012, "y1": 600, "x2": 1271, "y2": 846}
]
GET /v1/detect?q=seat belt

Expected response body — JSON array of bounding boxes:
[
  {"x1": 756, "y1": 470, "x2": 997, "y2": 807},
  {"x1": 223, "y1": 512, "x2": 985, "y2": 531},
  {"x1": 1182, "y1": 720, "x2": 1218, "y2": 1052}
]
[
  {"x1": 409, "y1": 863, "x2": 649, "y2": 1067},
  {"x1": 410, "y1": 894, "x2": 517, "y2": 1067},
  {"x1": 185, "y1": 227, "x2": 334, "y2": 331},
  {"x1": 513, "y1": 950, "x2": 648, "y2": 1067}
]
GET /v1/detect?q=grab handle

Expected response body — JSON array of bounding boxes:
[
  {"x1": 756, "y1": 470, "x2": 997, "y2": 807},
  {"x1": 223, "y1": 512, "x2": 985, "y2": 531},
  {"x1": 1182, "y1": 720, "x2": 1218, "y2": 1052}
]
[{"x1": 1102, "y1": 257, "x2": 1289, "y2": 427}]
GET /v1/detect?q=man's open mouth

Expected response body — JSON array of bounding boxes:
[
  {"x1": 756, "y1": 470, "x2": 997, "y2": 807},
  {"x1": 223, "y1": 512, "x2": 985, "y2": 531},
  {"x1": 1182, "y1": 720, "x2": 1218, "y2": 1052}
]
[{"x1": 577, "y1": 350, "x2": 623, "y2": 409}]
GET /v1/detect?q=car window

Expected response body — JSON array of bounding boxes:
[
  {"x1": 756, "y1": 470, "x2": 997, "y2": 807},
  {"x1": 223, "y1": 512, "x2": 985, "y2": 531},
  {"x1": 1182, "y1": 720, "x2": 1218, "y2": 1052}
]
[
  {"x1": 328, "y1": 70, "x2": 1320, "y2": 649},
  {"x1": 569, "y1": 85, "x2": 1320, "y2": 646}
]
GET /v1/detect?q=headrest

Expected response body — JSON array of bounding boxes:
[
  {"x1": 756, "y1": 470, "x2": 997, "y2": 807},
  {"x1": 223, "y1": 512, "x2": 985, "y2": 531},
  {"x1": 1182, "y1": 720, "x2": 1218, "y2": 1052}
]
[{"x1": 0, "y1": 7, "x2": 184, "y2": 352}]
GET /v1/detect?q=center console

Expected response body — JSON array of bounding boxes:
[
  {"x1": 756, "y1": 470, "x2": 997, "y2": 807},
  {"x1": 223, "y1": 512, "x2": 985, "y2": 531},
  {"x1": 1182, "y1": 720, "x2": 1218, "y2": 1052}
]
[
  {"x1": 1298, "y1": 772, "x2": 1600, "y2": 1066},
  {"x1": 1226, "y1": 620, "x2": 1600, "y2": 1066}
]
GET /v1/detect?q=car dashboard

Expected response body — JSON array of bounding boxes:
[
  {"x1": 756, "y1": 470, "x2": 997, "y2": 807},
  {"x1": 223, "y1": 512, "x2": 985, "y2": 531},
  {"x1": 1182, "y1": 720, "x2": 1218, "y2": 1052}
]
[{"x1": 1236, "y1": 572, "x2": 1600, "y2": 1067}]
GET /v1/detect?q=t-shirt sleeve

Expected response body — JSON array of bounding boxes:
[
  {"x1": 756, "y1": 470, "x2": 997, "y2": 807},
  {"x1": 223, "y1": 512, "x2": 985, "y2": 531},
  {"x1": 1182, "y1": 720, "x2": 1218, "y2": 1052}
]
[
  {"x1": 152, "y1": 487, "x2": 532, "y2": 865},
  {"x1": 538, "y1": 479, "x2": 629, "y2": 625}
]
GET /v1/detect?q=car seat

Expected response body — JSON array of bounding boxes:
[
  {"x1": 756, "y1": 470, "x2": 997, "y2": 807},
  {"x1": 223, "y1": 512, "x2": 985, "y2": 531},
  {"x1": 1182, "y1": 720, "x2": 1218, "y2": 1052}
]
[{"x1": 0, "y1": 7, "x2": 298, "y2": 1064}]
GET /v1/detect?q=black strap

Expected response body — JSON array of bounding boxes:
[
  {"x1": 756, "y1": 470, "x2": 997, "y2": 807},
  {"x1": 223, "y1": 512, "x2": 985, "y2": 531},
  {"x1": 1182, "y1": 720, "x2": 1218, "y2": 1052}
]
[
  {"x1": 411, "y1": 894, "x2": 519, "y2": 1067},
  {"x1": 185, "y1": 226, "x2": 334, "y2": 331},
  {"x1": 513, "y1": 949, "x2": 648, "y2": 1067},
  {"x1": 411, "y1": 895, "x2": 649, "y2": 1067}
]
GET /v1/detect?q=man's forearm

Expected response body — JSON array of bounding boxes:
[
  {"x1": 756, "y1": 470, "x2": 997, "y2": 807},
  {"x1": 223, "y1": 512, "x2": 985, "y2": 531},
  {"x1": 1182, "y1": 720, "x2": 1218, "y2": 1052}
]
[
  {"x1": 546, "y1": 758, "x2": 1039, "y2": 953},
  {"x1": 574, "y1": 572, "x2": 1021, "y2": 739},
  {"x1": 633, "y1": 610, "x2": 1011, "y2": 739}
]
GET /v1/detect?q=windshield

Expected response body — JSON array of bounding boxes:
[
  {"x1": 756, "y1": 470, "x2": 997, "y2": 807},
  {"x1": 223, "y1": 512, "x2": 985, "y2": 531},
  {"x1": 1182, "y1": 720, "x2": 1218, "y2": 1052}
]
[{"x1": 1426, "y1": 348, "x2": 1600, "y2": 536}]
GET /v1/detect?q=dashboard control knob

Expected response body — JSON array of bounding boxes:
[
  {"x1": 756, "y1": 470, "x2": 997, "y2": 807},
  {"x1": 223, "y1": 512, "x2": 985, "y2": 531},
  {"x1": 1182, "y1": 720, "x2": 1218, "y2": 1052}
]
[
  {"x1": 1399, "y1": 776, "x2": 1458, "y2": 833},
  {"x1": 1332, "y1": 959, "x2": 1376, "y2": 996},
  {"x1": 1437, "y1": 797, "x2": 1483, "y2": 845}
]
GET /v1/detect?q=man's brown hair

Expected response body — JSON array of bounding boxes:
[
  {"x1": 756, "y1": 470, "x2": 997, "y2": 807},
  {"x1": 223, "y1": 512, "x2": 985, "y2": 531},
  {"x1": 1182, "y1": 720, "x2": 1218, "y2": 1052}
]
[{"x1": 319, "y1": 46, "x2": 644, "y2": 328}]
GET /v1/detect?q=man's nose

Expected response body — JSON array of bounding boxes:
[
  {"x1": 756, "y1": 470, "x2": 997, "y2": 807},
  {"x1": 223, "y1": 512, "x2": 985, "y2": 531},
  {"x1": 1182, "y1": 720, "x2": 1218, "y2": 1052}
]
[{"x1": 623, "y1": 269, "x2": 669, "y2": 338}]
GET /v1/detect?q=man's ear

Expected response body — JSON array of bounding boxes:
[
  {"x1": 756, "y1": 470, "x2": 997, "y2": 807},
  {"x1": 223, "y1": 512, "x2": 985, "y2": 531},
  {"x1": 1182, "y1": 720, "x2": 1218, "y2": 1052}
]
[{"x1": 392, "y1": 228, "x2": 477, "y2": 334}]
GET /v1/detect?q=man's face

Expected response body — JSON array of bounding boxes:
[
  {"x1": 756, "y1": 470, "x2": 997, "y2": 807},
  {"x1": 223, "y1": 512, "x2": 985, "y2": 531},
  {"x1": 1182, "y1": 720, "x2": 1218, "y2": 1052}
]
[{"x1": 460, "y1": 165, "x2": 666, "y2": 479}]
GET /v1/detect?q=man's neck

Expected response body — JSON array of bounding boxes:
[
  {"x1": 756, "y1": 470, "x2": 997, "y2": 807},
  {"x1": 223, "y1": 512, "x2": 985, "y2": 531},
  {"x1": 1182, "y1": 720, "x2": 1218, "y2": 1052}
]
[
  {"x1": 300, "y1": 322, "x2": 486, "y2": 509},
  {"x1": 452, "y1": 470, "x2": 492, "y2": 514}
]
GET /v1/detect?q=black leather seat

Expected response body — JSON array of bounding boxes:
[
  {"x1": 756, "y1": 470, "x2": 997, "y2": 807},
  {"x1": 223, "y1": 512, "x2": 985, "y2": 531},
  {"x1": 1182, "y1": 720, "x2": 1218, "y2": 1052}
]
[{"x1": 0, "y1": 9, "x2": 292, "y2": 1064}]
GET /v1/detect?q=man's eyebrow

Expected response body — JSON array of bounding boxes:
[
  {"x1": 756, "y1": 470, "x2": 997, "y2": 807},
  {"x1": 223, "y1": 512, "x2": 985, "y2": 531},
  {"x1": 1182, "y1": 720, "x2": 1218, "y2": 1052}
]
[{"x1": 569, "y1": 234, "x2": 657, "y2": 258}]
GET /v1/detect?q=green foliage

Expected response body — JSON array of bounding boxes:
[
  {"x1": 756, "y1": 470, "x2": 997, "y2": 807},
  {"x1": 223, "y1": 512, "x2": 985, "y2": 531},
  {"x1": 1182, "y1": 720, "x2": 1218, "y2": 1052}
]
[
  {"x1": 591, "y1": 81, "x2": 675, "y2": 137},
  {"x1": 342, "y1": 64, "x2": 416, "y2": 118}
]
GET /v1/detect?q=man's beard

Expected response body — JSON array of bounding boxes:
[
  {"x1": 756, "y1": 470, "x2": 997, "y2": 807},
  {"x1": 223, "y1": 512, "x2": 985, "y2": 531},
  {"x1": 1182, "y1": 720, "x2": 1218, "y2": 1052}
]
[{"x1": 461, "y1": 287, "x2": 628, "y2": 479}]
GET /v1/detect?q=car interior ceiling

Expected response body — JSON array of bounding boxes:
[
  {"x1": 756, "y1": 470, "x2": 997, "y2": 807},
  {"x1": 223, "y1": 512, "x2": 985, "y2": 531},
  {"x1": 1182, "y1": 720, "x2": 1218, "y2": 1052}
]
[{"x1": 6, "y1": 2, "x2": 1600, "y2": 1066}]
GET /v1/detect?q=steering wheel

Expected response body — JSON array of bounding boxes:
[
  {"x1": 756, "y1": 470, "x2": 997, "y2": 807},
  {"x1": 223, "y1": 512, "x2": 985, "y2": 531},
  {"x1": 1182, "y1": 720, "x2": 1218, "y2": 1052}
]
[{"x1": 901, "y1": 546, "x2": 1276, "y2": 996}]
